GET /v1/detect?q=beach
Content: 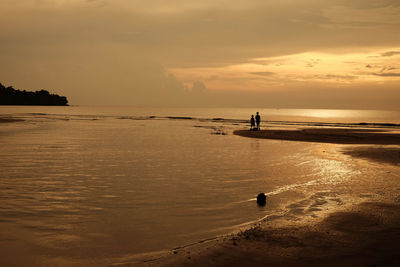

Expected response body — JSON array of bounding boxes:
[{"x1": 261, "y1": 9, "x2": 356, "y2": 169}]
[
  {"x1": 145, "y1": 128, "x2": 400, "y2": 266},
  {"x1": 157, "y1": 201, "x2": 400, "y2": 266},
  {"x1": 2, "y1": 0, "x2": 400, "y2": 265},
  {"x1": 1, "y1": 108, "x2": 400, "y2": 266}
]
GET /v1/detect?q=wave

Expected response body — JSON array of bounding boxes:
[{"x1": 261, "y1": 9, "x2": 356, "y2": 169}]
[{"x1": 5, "y1": 112, "x2": 400, "y2": 129}]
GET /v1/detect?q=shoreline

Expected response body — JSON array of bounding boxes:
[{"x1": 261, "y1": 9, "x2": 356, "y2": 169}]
[
  {"x1": 1, "y1": 114, "x2": 400, "y2": 266},
  {"x1": 234, "y1": 128, "x2": 400, "y2": 145},
  {"x1": 154, "y1": 200, "x2": 400, "y2": 266},
  {"x1": 144, "y1": 130, "x2": 400, "y2": 266}
]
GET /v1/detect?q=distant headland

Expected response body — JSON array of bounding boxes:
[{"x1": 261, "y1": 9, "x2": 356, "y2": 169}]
[{"x1": 0, "y1": 83, "x2": 68, "y2": 106}]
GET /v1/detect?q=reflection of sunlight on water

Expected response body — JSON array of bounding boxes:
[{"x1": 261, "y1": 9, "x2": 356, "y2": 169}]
[
  {"x1": 232, "y1": 155, "x2": 355, "y2": 205},
  {"x1": 300, "y1": 109, "x2": 361, "y2": 119},
  {"x1": 265, "y1": 157, "x2": 353, "y2": 197},
  {"x1": 268, "y1": 108, "x2": 399, "y2": 122}
]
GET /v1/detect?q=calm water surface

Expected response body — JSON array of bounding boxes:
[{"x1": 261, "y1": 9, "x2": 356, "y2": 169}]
[{"x1": 0, "y1": 107, "x2": 399, "y2": 265}]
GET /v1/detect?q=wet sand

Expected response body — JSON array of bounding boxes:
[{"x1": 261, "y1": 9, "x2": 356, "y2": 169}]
[
  {"x1": 234, "y1": 128, "x2": 400, "y2": 145},
  {"x1": 141, "y1": 128, "x2": 400, "y2": 266},
  {"x1": 157, "y1": 201, "x2": 400, "y2": 266},
  {"x1": 341, "y1": 146, "x2": 400, "y2": 166}
]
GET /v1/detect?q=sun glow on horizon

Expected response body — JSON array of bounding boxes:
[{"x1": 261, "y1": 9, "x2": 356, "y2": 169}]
[{"x1": 170, "y1": 48, "x2": 400, "y2": 92}]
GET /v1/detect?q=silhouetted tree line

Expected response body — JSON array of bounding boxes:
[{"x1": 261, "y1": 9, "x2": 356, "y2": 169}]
[{"x1": 0, "y1": 83, "x2": 68, "y2": 106}]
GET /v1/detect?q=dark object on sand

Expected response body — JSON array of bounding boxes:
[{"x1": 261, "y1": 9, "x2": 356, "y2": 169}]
[{"x1": 257, "y1": 193, "x2": 266, "y2": 205}]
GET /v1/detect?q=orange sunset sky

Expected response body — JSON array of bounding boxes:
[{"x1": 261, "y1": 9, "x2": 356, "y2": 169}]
[{"x1": 0, "y1": 0, "x2": 399, "y2": 108}]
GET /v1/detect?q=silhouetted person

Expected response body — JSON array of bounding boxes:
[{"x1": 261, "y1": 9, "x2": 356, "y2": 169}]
[
  {"x1": 255, "y1": 112, "x2": 261, "y2": 130},
  {"x1": 250, "y1": 115, "x2": 255, "y2": 130}
]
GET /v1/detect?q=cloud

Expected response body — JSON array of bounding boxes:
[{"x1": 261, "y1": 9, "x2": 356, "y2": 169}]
[
  {"x1": 305, "y1": 59, "x2": 320, "y2": 68},
  {"x1": 381, "y1": 51, "x2": 400, "y2": 57},
  {"x1": 191, "y1": 81, "x2": 206, "y2": 92},
  {"x1": 248, "y1": 72, "x2": 275, "y2": 76},
  {"x1": 323, "y1": 74, "x2": 357, "y2": 80},
  {"x1": 373, "y1": 72, "x2": 400, "y2": 77},
  {"x1": 2, "y1": 0, "x2": 400, "y2": 68},
  {"x1": 0, "y1": 0, "x2": 400, "y2": 108},
  {"x1": 381, "y1": 66, "x2": 397, "y2": 72}
]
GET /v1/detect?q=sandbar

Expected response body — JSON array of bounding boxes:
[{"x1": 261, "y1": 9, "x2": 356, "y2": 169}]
[{"x1": 234, "y1": 128, "x2": 400, "y2": 145}]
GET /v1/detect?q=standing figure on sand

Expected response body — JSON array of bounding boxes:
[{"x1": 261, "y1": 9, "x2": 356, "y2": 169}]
[
  {"x1": 250, "y1": 115, "x2": 256, "y2": 130},
  {"x1": 250, "y1": 112, "x2": 261, "y2": 131},
  {"x1": 256, "y1": 112, "x2": 261, "y2": 130}
]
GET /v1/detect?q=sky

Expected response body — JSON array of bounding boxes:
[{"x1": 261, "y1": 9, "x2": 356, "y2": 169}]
[{"x1": 0, "y1": 0, "x2": 399, "y2": 109}]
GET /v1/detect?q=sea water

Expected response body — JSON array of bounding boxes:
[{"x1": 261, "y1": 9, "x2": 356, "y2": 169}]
[{"x1": 0, "y1": 107, "x2": 399, "y2": 265}]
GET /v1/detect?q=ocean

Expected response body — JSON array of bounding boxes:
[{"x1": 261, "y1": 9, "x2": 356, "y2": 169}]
[{"x1": 0, "y1": 106, "x2": 399, "y2": 265}]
